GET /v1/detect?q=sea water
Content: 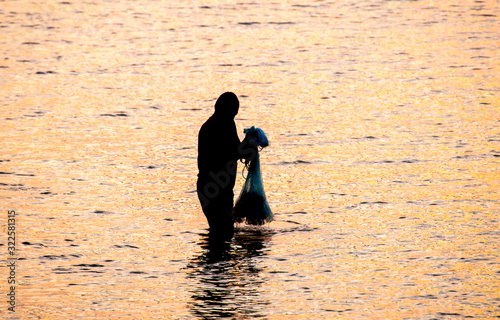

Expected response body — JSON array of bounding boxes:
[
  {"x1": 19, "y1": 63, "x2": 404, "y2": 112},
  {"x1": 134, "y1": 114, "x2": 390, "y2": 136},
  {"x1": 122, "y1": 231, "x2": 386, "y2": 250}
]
[{"x1": 1, "y1": 0, "x2": 499, "y2": 318}]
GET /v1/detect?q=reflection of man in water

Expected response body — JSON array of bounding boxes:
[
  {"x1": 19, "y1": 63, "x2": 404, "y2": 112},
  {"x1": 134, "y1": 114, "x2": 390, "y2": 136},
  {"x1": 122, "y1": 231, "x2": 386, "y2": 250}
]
[{"x1": 197, "y1": 92, "x2": 255, "y2": 240}]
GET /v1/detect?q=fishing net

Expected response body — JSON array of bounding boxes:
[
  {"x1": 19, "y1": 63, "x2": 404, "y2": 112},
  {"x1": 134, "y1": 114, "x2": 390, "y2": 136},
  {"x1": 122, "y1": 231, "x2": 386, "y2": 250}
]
[{"x1": 233, "y1": 127, "x2": 273, "y2": 225}]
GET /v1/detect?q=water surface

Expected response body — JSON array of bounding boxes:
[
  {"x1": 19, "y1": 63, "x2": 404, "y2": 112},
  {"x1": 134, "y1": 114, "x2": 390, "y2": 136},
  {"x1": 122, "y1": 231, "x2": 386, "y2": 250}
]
[{"x1": 1, "y1": 0, "x2": 499, "y2": 319}]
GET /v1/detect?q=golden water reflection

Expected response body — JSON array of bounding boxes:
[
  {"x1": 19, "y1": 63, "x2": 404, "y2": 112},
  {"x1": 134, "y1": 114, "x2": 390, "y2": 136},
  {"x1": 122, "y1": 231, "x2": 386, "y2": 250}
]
[{"x1": 1, "y1": 0, "x2": 499, "y2": 319}]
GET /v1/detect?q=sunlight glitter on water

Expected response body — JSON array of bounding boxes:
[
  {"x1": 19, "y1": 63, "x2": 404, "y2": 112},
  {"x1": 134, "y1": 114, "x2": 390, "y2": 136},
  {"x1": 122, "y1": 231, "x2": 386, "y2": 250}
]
[{"x1": 1, "y1": 0, "x2": 499, "y2": 319}]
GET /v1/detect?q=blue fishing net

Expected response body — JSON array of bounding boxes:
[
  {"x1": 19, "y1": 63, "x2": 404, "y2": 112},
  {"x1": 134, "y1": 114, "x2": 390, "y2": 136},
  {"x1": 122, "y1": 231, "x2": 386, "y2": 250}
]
[{"x1": 233, "y1": 127, "x2": 274, "y2": 225}]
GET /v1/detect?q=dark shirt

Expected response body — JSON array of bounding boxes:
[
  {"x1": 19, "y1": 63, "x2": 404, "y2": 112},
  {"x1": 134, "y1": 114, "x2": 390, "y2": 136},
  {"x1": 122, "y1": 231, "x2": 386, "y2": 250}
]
[{"x1": 197, "y1": 115, "x2": 241, "y2": 189}]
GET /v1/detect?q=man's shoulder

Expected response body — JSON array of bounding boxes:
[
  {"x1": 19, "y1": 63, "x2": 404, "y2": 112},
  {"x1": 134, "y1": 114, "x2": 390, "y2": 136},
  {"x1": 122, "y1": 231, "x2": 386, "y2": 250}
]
[
  {"x1": 199, "y1": 117, "x2": 213, "y2": 132},
  {"x1": 200, "y1": 117, "x2": 235, "y2": 131}
]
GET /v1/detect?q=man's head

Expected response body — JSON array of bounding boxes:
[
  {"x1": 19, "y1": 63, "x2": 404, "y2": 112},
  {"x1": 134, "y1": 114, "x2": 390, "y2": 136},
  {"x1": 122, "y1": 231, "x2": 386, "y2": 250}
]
[{"x1": 214, "y1": 92, "x2": 239, "y2": 119}]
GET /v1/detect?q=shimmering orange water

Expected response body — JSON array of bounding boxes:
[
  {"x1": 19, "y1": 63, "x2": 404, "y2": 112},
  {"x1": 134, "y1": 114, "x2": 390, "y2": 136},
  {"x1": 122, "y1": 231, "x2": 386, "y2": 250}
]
[{"x1": 1, "y1": 0, "x2": 499, "y2": 319}]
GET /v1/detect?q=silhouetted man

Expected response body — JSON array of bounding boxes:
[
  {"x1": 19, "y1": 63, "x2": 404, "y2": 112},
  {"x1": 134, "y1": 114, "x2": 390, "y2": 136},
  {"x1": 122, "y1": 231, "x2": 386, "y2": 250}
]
[{"x1": 197, "y1": 92, "x2": 255, "y2": 240}]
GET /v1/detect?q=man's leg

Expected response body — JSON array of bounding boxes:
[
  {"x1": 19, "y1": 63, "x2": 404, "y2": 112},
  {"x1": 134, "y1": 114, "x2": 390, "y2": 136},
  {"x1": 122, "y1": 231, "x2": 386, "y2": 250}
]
[{"x1": 197, "y1": 180, "x2": 234, "y2": 240}]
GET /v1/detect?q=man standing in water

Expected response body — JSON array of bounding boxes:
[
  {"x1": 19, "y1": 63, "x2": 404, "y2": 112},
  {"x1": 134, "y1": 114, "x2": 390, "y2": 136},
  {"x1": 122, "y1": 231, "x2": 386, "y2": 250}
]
[{"x1": 197, "y1": 92, "x2": 255, "y2": 240}]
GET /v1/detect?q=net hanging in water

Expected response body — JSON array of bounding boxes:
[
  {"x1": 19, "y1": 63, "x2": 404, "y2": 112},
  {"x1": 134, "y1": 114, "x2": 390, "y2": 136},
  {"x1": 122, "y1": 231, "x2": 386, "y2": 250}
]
[{"x1": 233, "y1": 127, "x2": 273, "y2": 225}]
